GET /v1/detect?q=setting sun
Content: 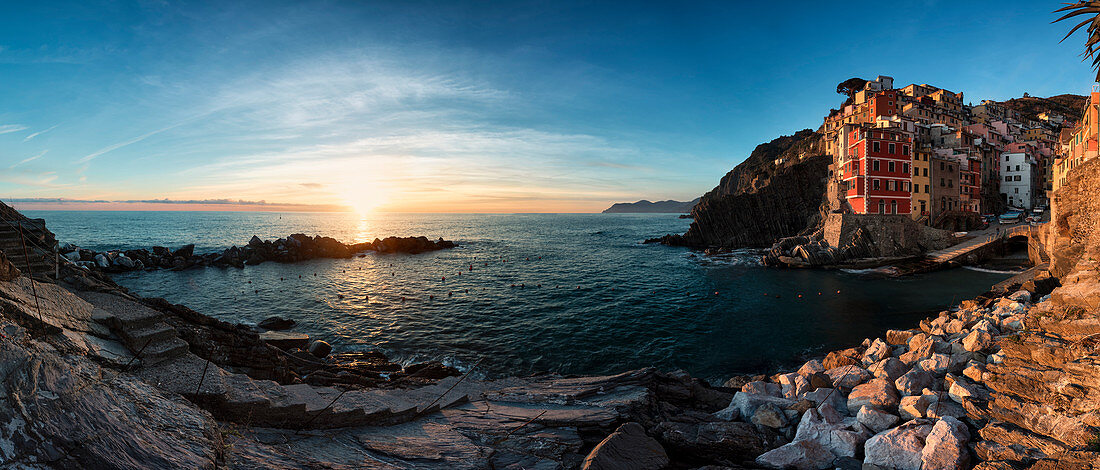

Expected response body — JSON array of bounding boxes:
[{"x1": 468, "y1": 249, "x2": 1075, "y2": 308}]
[{"x1": 338, "y1": 180, "x2": 391, "y2": 214}]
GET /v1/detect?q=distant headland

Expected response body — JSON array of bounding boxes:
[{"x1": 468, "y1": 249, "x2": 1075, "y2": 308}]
[{"x1": 602, "y1": 198, "x2": 700, "y2": 213}]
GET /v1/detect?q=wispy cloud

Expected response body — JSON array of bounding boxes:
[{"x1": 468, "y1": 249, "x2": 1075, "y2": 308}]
[
  {"x1": 0, "y1": 124, "x2": 27, "y2": 135},
  {"x1": 22, "y1": 124, "x2": 57, "y2": 142},
  {"x1": 9, "y1": 150, "x2": 47, "y2": 169},
  {"x1": 76, "y1": 122, "x2": 185, "y2": 163}
]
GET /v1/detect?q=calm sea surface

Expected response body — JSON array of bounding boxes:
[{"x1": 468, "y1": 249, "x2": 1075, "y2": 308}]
[{"x1": 27, "y1": 211, "x2": 1011, "y2": 382}]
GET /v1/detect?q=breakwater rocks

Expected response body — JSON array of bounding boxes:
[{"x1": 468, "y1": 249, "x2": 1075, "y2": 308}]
[{"x1": 60, "y1": 234, "x2": 456, "y2": 273}]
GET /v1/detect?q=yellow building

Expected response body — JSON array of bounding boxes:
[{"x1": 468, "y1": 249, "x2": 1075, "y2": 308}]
[{"x1": 911, "y1": 146, "x2": 932, "y2": 221}]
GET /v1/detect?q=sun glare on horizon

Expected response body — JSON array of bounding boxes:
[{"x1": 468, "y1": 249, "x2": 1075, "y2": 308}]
[{"x1": 338, "y1": 181, "x2": 392, "y2": 215}]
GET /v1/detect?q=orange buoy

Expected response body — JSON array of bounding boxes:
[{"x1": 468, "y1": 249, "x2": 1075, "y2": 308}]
[{"x1": 798, "y1": 294, "x2": 803, "y2": 298}]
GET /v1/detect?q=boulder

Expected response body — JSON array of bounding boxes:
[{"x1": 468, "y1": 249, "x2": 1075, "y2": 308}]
[
  {"x1": 863, "y1": 420, "x2": 933, "y2": 470},
  {"x1": 846, "y1": 379, "x2": 900, "y2": 415},
  {"x1": 856, "y1": 405, "x2": 899, "y2": 433},
  {"x1": 175, "y1": 244, "x2": 196, "y2": 258},
  {"x1": 946, "y1": 376, "x2": 987, "y2": 403},
  {"x1": 861, "y1": 339, "x2": 892, "y2": 366},
  {"x1": 898, "y1": 395, "x2": 930, "y2": 420},
  {"x1": 895, "y1": 368, "x2": 934, "y2": 396},
  {"x1": 868, "y1": 357, "x2": 909, "y2": 382},
  {"x1": 801, "y1": 388, "x2": 847, "y2": 415},
  {"x1": 258, "y1": 316, "x2": 296, "y2": 331},
  {"x1": 777, "y1": 373, "x2": 811, "y2": 399},
  {"x1": 961, "y1": 330, "x2": 993, "y2": 352},
  {"x1": 920, "y1": 417, "x2": 970, "y2": 470},
  {"x1": 722, "y1": 392, "x2": 795, "y2": 421},
  {"x1": 259, "y1": 331, "x2": 309, "y2": 350},
  {"x1": 754, "y1": 439, "x2": 834, "y2": 470},
  {"x1": 308, "y1": 340, "x2": 332, "y2": 358},
  {"x1": 1007, "y1": 290, "x2": 1031, "y2": 304},
  {"x1": 917, "y1": 353, "x2": 951, "y2": 376},
  {"x1": 793, "y1": 408, "x2": 866, "y2": 458},
  {"x1": 248, "y1": 235, "x2": 264, "y2": 247},
  {"x1": 751, "y1": 402, "x2": 789, "y2": 429},
  {"x1": 797, "y1": 359, "x2": 826, "y2": 376},
  {"x1": 823, "y1": 348, "x2": 862, "y2": 369},
  {"x1": 94, "y1": 253, "x2": 110, "y2": 268},
  {"x1": 886, "y1": 329, "x2": 917, "y2": 345},
  {"x1": 654, "y1": 421, "x2": 778, "y2": 464},
  {"x1": 825, "y1": 366, "x2": 871, "y2": 389},
  {"x1": 742, "y1": 380, "x2": 782, "y2": 397},
  {"x1": 581, "y1": 422, "x2": 669, "y2": 470}
]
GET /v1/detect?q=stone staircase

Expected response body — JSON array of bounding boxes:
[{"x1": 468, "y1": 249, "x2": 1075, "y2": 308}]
[
  {"x1": 75, "y1": 290, "x2": 190, "y2": 366},
  {"x1": 0, "y1": 218, "x2": 58, "y2": 281},
  {"x1": 139, "y1": 351, "x2": 480, "y2": 429},
  {"x1": 72, "y1": 288, "x2": 479, "y2": 429}
]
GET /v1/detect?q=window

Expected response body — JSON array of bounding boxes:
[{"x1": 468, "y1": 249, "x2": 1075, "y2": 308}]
[
  {"x1": 1005, "y1": 176, "x2": 1011, "y2": 182},
  {"x1": 879, "y1": 200, "x2": 885, "y2": 214},
  {"x1": 889, "y1": 143, "x2": 896, "y2": 154},
  {"x1": 873, "y1": 141, "x2": 880, "y2": 152},
  {"x1": 940, "y1": 178, "x2": 945, "y2": 186},
  {"x1": 1014, "y1": 175, "x2": 1021, "y2": 181},
  {"x1": 925, "y1": 184, "x2": 929, "y2": 193},
  {"x1": 873, "y1": 179, "x2": 881, "y2": 190},
  {"x1": 948, "y1": 180, "x2": 953, "y2": 188},
  {"x1": 1014, "y1": 188, "x2": 1019, "y2": 194},
  {"x1": 903, "y1": 145, "x2": 909, "y2": 155},
  {"x1": 1016, "y1": 165, "x2": 1020, "y2": 171},
  {"x1": 1005, "y1": 155, "x2": 1009, "y2": 161},
  {"x1": 873, "y1": 160, "x2": 880, "y2": 171},
  {"x1": 889, "y1": 161, "x2": 896, "y2": 172},
  {"x1": 888, "y1": 180, "x2": 895, "y2": 191},
  {"x1": 891, "y1": 200, "x2": 898, "y2": 214},
  {"x1": 923, "y1": 168, "x2": 928, "y2": 177}
]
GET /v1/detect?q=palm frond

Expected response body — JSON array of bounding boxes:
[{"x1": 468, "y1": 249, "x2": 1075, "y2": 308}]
[{"x1": 1054, "y1": 1, "x2": 1100, "y2": 81}]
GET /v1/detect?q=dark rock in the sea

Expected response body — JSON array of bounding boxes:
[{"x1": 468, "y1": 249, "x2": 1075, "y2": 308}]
[
  {"x1": 308, "y1": 339, "x2": 332, "y2": 358},
  {"x1": 151, "y1": 246, "x2": 170, "y2": 257},
  {"x1": 258, "y1": 316, "x2": 295, "y2": 331},
  {"x1": 581, "y1": 422, "x2": 669, "y2": 470},
  {"x1": 654, "y1": 420, "x2": 781, "y2": 465},
  {"x1": 0, "y1": 250, "x2": 20, "y2": 281},
  {"x1": 404, "y1": 361, "x2": 462, "y2": 380},
  {"x1": 174, "y1": 243, "x2": 195, "y2": 258}
]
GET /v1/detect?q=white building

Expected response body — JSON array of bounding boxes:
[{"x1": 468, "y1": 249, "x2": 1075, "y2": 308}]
[{"x1": 1000, "y1": 152, "x2": 1039, "y2": 209}]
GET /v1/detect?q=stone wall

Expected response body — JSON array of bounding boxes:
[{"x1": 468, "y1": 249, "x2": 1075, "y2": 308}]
[{"x1": 1047, "y1": 157, "x2": 1100, "y2": 278}]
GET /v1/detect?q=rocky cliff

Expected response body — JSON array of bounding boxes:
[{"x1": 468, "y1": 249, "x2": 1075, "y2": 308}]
[{"x1": 654, "y1": 129, "x2": 829, "y2": 249}]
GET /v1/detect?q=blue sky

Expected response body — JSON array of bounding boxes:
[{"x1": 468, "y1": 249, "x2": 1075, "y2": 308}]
[{"x1": 0, "y1": 0, "x2": 1094, "y2": 212}]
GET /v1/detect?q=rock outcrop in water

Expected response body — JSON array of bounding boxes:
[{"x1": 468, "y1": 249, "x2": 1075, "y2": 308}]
[
  {"x1": 650, "y1": 129, "x2": 830, "y2": 249},
  {"x1": 58, "y1": 234, "x2": 456, "y2": 274}
]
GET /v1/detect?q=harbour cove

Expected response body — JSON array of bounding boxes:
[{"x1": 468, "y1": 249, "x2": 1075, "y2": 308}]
[{"x1": 30, "y1": 210, "x2": 1015, "y2": 381}]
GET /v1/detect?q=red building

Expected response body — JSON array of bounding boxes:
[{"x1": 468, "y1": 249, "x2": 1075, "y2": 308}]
[
  {"x1": 960, "y1": 156, "x2": 981, "y2": 213},
  {"x1": 839, "y1": 124, "x2": 913, "y2": 215}
]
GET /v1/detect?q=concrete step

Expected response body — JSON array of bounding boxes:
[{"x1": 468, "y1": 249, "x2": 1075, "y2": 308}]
[
  {"x1": 120, "y1": 322, "x2": 178, "y2": 346},
  {"x1": 139, "y1": 337, "x2": 189, "y2": 366}
]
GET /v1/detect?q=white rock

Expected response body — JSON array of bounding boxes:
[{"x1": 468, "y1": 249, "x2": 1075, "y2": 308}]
[
  {"x1": 755, "y1": 439, "x2": 834, "y2": 470},
  {"x1": 856, "y1": 405, "x2": 900, "y2": 433},
  {"x1": 868, "y1": 357, "x2": 909, "y2": 382},
  {"x1": 920, "y1": 417, "x2": 970, "y2": 470},
  {"x1": 742, "y1": 381, "x2": 782, "y2": 397},
  {"x1": 895, "y1": 368, "x2": 933, "y2": 396},
  {"x1": 797, "y1": 359, "x2": 825, "y2": 376},
  {"x1": 961, "y1": 330, "x2": 993, "y2": 352},
  {"x1": 794, "y1": 408, "x2": 867, "y2": 458},
  {"x1": 962, "y1": 361, "x2": 985, "y2": 383},
  {"x1": 1007, "y1": 290, "x2": 1031, "y2": 304},
  {"x1": 898, "y1": 395, "x2": 929, "y2": 420},
  {"x1": 846, "y1": 379, "x2": 899, "y2": 415},
  {"x1": 724, "y1": 392, "x2": 795, "y2": 421},
  {"x1": 825, "y1": 366, "x2": 871, "y2": 389},
  {"x1": 777, "y1": 372, "x2": 810, "y2": 400},
  {"x1": 862, "y1": 339, "x2": 892, "y2": 366},
  {"x1": 863, "y1": 420, "x2": 934, "y2": 470},
  {"x1": 917, "y1": 353, "x2": 951, "y2": 376}
]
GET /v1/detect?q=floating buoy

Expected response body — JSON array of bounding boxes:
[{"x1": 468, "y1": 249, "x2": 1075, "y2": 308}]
[
  {"x1": 442, "y1": 276, "x2": 446, "y2": 281},
  {"x1": 298, "y1": 275, "x2": 302, "y2": 279},
  {"x1": 537, "y1": 284, "x2": 542, "y2": 288},
  {"x1": 254, "y1": 289, "x2": 259, "y2": 294},
  {"x1": 520, "y1": 284, "x2": 525, "y2": 288},
  {"x1": 337, "y1": 294, "x2": 344, "y2": 299},
  {"x1": 817, "y1": 292, "x2": 822, "y2": 295},
  {"x1": 538, "y1": 256, "x2": 541, "y2": 260},
  {"x1": 429, "y1": 295, "x2": 434, "y2": 300},
  {"x1": 714, "y1": 291, "x2": 719, "y2": 296},
  {"x1": 526, "y1": 257, "x2": 530, "y2": 261},
  {"x1": 798, "y1": 294, "x2": 803, "y2": 298},
  {"x1": 448, "y1": 292, "x2": 453, "y2": 296},
  {"x1": 248, "y1": 280, "x2": 252, "y2": 284},
  {"x1": 836, "y1": 290, "x2": 841, "y2": 294},
  {"x1": 511, "y1": 284, "x2": 516, "y2": 287},
  {"x1": 465, "y1": 289, "x2": 469, "y2": 293},
  {"x1": 401, "y1": 296, "x2": 406, "y2": 301}
]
